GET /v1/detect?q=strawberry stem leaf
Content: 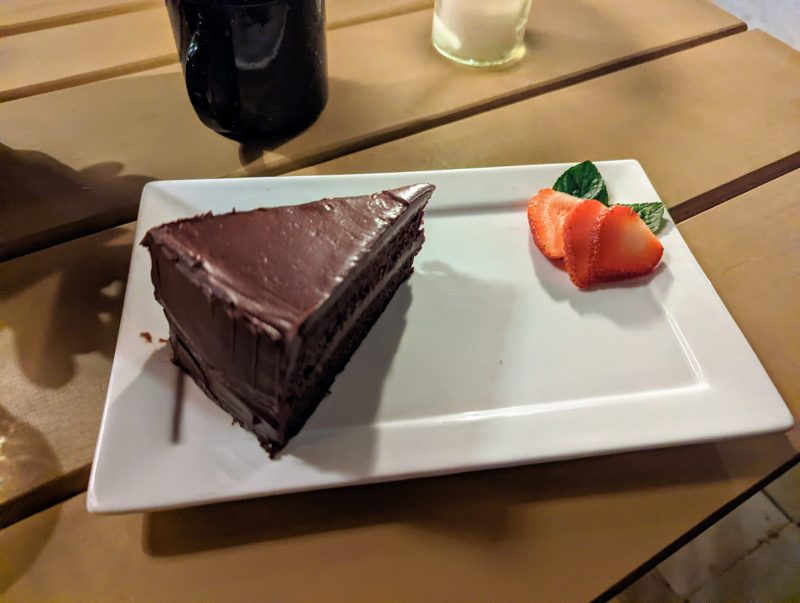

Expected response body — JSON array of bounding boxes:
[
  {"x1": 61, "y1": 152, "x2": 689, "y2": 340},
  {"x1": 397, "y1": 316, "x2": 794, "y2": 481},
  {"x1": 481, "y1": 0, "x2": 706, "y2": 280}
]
[
  {"x1": 553, "y1": 161, "x2": 609, "y2": 205},
  {"x1": 553, "y1": 161, "x2": 668, "y2": 234},
  {"x1": 624, "y1": 202, "x2": 667, "y2": 234}
]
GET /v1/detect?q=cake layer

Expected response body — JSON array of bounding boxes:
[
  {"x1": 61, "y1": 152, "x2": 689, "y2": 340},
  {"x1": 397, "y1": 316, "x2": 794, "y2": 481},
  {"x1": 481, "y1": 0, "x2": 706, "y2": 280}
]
[
  {"x1": 171, "y1": 255, "x2": 416, "y2": 452},
  {"x1": 165, "y1": 209, "x2": 424, "y2": 453},
  {"x1": 143, "y1": 184, "x2": 434, "y2": 455}
]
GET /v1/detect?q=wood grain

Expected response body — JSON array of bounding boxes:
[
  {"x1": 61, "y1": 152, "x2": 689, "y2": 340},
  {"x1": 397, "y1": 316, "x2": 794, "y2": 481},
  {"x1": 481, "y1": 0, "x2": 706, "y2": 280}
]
[
  {"x1": 0, "y1": 0, "x2": 158, "y2": 37},
  {"x1": 325, "y1": 0, "x2": 433, "y2": 29},
  {"x1": 0, "y1": 0, "x2": 431, "y2": 37},
  {"x1": 0, "y1": 0, "x2": 746, "y2": 259},
  {"x1": 0, "y1": 8, "x2": 176, "y2": 102},
  {"x1": 0, "y1": 0, "x2": 434, "y2": 101},
  {"x1": 294, "y1": 31, "x2": 800, "y2": 221},
  {"x1": 0, "y1": 436, "x2": 795, "y2": 601},
  {"x1": 238, "y1": 1, "x2": 747, "y2": 178}
]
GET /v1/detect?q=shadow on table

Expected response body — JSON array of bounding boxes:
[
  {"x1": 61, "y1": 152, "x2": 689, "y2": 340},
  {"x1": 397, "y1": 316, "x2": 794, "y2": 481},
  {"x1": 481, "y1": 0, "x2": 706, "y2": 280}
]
[
  {"x1": 0, "y1": 406, "x2": 62, "y2": 592},
  {"x1": 0, "y1": 143, "x2": 145, "y2": 386},
  {"x1": 0, "y1": 225, "x2": 132, "y2": 388},
  {"x1": 143, "y1": 427, "x2": 797, "y2": 556},
  {"x1": 234, "y1": 77, "x2": 377, "y2": 176},
  {"x1": 0, "y1": 144, "x2": 152, "y2": 261}
]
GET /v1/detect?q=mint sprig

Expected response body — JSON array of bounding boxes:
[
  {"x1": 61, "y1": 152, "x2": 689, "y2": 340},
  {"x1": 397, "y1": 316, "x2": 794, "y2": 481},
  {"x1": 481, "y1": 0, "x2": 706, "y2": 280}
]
[
  {"x1": 553, "y1": 161, "x2": 668, "y2": 234},
  {"x1": 553, "y1": 160, "x2": 609, "y2": 205},
  {"x1": 624, "y1": 202, "x2": 667, "y2": 234}
]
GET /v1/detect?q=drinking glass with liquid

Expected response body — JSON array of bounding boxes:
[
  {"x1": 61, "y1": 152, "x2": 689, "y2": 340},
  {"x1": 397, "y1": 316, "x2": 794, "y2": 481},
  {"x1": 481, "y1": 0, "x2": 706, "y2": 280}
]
[
  {"x1": 432, "y1": 0, "x2": 533, "y2": 67},
  {"x1": 165, "y1": 0, "x2": 328, "y2": 140}
]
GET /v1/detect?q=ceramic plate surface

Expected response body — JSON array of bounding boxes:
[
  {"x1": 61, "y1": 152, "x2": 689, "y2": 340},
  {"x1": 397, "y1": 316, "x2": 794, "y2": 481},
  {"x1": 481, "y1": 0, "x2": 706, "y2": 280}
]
[{"x1": 88, "y1": 162, "x2": 792, "y2": 512}]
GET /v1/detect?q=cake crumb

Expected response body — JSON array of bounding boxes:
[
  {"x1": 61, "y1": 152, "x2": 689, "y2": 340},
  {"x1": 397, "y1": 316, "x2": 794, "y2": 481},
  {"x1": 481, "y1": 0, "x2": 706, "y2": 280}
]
[{"x1": 140, "y1": 331, "x2": 153, "y2": 343}]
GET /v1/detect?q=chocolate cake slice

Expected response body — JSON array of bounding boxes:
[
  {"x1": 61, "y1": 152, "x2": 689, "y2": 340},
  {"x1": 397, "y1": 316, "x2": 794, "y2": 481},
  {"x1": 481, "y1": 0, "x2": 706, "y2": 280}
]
[{"x1": 142, "y1": 183, "x2": 434, "y2": 456}]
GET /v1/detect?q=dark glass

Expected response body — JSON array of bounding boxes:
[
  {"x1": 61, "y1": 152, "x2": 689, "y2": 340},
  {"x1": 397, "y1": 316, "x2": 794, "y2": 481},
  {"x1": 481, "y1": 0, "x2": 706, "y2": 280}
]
[{"x1": 165, "y1": 0, "x2": 328, "y2": 139}]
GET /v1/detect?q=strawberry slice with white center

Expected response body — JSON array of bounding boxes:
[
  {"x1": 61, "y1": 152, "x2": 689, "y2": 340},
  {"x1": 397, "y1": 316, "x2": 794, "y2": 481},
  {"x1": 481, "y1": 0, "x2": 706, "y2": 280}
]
[
  {"x1": 527, "y1": 188, "x2": 582, "y2": 259},
  {"x1": 591, "y1": 205, "x2": 664, "y2": 280},
  {"x1": 564, "y1": 199, "x2": 608, "y2": 288}
]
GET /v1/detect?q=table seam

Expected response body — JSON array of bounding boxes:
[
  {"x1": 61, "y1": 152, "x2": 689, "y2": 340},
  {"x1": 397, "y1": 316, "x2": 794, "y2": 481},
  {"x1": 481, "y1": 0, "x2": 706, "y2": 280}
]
[
  {"x1": 235, "y1": 23, "x2": 748, "y2": 178},
  {"x1": 0, "y1": 3, "x2": 437, "y2": 103},
  {"x1": 0, "y1": 1, "x2": 159, "y2": 38},
  {"x1": 593, "y1": 453, "x2": 800, "y2": 603}
]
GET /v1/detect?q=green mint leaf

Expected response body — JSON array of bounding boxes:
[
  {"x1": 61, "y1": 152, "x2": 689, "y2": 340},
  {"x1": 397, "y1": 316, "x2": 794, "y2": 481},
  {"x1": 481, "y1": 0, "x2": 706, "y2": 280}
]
[
  {"x1": 553, "y1": 160, "x2": 609, "y2": 205},
  {"x1": 624, "y1": 202, "x2": 667, "y2": 234}
]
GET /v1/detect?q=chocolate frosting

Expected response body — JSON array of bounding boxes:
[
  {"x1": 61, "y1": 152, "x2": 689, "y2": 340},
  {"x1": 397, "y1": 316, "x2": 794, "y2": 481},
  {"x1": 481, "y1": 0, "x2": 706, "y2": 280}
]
[{"x1": 144, "y1": 183, "x2": 434, "y2": 341}]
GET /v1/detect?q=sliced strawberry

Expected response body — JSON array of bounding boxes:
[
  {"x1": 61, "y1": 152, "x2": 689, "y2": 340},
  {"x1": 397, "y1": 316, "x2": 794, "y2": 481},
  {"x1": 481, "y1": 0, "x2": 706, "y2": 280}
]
[
  {"x1": 564, "y1": 199, "x2": 608, "y2": 288},
  {"x1": 590, "y1": 205, "x2": 664, "y2": 280},
  {"x1": 527, "y1": 188, "x2": 582, "y2": 259}
]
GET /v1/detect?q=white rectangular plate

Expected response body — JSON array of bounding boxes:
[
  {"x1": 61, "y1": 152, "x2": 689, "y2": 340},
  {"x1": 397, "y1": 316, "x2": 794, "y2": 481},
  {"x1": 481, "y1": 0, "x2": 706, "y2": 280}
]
[{"x1": 88, "y1": 162, "x2": 792, "y2": 513}]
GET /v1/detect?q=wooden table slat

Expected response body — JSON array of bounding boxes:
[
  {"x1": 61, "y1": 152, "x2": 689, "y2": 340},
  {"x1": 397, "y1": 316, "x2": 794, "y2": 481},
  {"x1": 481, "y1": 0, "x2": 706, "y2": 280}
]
[
  {"x1": 324, "y1": 0, "x2": 432, "y2": 30},
  {"x1": 679, "y1": 173, "x2": 800, "y2": 410},
  {"x1": 0, "y1": 7, "x2": 176, "y2": 102},
  {"x1": 0, "y1": 0, "x2": 746, "y2": 260},
  {"x1": 0, "y1": 0, "x2": 435, "y2": 102},
  {"x1": 0, "y1": 0, "x2": 158, "y2": 37},
  {"x1": 240, "y1": 2, "x2": 748, "y2": 179},
  {"x1": 292, "y1": 30, "x2": 800, "y2": 222},
  {"x1": 0, "y1": 425, "x2": 795, "y2": 598}
]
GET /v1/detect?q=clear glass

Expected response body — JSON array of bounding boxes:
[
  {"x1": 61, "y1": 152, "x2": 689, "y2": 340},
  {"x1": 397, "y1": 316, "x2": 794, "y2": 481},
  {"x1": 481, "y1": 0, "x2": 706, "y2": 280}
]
[{"x1": 432, "y1": 0, "x2": 533, "y2": 67}]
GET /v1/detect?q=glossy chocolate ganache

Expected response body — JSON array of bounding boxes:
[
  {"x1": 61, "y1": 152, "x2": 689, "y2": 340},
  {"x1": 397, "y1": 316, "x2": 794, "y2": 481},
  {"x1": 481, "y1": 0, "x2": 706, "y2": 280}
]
[{"x1": 142, "y1": 184, "x2": 434, "y2": 456}]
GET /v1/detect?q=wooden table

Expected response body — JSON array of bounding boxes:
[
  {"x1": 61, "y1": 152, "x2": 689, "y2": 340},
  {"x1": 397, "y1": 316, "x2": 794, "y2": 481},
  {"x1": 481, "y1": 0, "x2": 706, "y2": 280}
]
[{"x1": 1, "y1": 1, "x2": 798, "y2": 600}]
